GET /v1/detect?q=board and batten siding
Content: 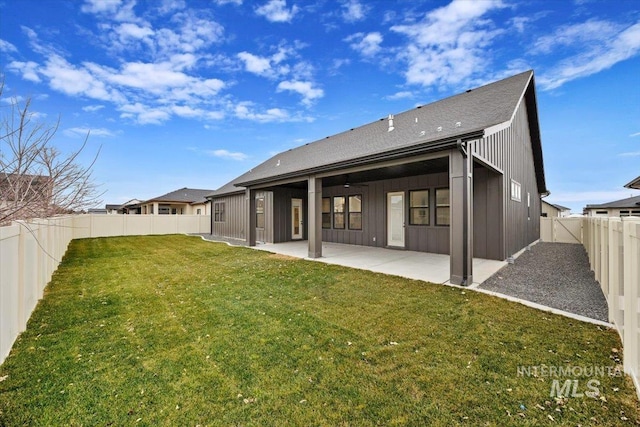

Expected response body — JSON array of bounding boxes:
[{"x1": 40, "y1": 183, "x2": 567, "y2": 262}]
[
  {"x1": 272, "y1": 187, "x2": 308, "y2": 243},
  {"x1": 212, "y1": 193, "x2": 246, "y2": 240},
  {"x1": 322, "y1": 172, "x2": 450, "y2": 254},
  {"x1": 473, "y1": 95, "x2": 541, "y2": 258}
]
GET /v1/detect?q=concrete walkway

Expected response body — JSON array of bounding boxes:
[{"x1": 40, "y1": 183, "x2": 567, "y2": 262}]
[{"x1": 201, "y1": 237, "x2": 506, "y2": 286}]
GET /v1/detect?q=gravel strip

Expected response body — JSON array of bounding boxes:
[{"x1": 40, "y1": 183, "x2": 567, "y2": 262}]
[{"x1": 479, "y1": 242, "x2": 608, "y2": 322}]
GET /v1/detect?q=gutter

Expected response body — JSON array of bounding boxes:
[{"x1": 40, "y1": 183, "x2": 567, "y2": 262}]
[{"x1": 236, "y1": 130, "x2": 485, "y2": 188}]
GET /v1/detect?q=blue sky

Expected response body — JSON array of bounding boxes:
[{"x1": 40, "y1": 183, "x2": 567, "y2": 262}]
[{"x1": 1, "y1": 0, "x2": 638, "y2": 213}]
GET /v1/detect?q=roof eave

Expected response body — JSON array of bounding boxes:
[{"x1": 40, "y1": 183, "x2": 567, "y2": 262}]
[
  {"x1": 624, "y1": 176, "x2": 640, "y2": 190},
  {"x1": 235, "y1": 130, "x2": 485, "y2": 188}
]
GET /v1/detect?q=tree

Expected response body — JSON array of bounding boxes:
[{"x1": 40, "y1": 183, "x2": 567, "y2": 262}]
[{"x1": 0, "y1": 82, "x2": 102, "y2": 225}]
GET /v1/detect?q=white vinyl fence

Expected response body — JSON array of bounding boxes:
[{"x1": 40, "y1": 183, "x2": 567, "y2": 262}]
[
  {"x1": 0, "y1": 214, "x2": 210, "y2": 364},
  {"x1": 583, "y1": 217, "x2": 640, "y2": 395}
]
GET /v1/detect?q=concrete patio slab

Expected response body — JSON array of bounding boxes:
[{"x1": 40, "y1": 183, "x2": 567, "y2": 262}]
[{"x1": 252, "y1": 240, "x2": 506, "y2": 286}]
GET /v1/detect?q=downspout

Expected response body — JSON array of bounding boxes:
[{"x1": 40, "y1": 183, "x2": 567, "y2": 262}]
[{"x1": 457, "y1": 139, "x2": 469, "y2": 285}]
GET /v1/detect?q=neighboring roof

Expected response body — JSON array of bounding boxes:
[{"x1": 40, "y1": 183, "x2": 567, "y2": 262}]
[
  {"x1": 542, "y1": 200, "x2": 570, "y2": 211},
  {"x1": 143, "y1": 188, "x2": 214, "y2": 204},
  {"x1": 625, "y1": 175, "x2": 640, "y2": 190},
  {"x1": 228, "y1": 70, "x2": 545, "y2": 194},
  {"x1": 585, "y1": 195, "x2": 640, "y2": 209},
  {"x1": 105, "y1": 204, "x2": 121, "y2": 210}
]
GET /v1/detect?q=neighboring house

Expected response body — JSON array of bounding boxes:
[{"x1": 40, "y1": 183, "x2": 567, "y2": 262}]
[
  {"x1": 88, "y1": 208, "x2": 108, "y2": 214},
  {"x1": 583, "y1": 195, "x2": 640, "y2": 217},
  {"x1": 139, "y1": 188, "x2": 213, "y2": 215},
  {"x1": 625, "y1": 175, "x2": 640, "y2": 190},
  {"x1": 541, "y1": 200, "x2": 571, "y2": 217},
  {"x1": 105, "y1": 199, "x2": 143, "y2": 214},
  {"x1": 0, "y1": 173, "x2": 54, "y2": 224},
  {"x1": 209, "y1": 70, "x2": 547, "y2": 285}
]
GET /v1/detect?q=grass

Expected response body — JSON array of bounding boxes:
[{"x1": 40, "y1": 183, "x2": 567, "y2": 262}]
[{"x1": 0, "y1": 235, "x2": 638, "y2": 426}]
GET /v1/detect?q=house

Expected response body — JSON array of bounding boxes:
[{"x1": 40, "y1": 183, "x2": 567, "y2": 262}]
[
  {"x1": 625, "y1": 175, "x2": 640, "y2": 190},
  {"x1": 105, "y1": 199, "x2": 143, "y2": 214},
  {"x1": 139, "y1": 188, "x2": 213, "y2": 215},
  {"x1": 541, "y1": 200, "x2": 571, "y2": 217},
  {"x1": 0, "y1": 173, "x2": 54, "y2": 224},
  {"x1": 209, "y1": 70, "x2": 547, "y2": 285},
  {"x1": 583, "y1": 195, "x2": 640, "y2": 217}
]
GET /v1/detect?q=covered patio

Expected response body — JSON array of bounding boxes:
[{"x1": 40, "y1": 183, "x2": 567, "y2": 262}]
[{"x1": 250, "y1": 240, "x2": 507, "y2": 286}]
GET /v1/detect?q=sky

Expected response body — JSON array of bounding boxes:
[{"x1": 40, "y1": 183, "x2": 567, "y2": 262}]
[{"x1": 0, "y1": 0, "x2": 639, "y2": 213}]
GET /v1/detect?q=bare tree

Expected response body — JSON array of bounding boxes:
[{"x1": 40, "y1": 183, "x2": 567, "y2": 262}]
[{"x1": 0, "y1": 82, "x2": 102, "y2": 225}]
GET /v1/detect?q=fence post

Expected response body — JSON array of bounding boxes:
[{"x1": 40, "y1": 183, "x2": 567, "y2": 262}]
[
  {"x1": 623, "y1": 218, "x2": 640, "y2": 381},
  {"x1": 600, "y1": 218, "x2": 609, "y2": 297}
]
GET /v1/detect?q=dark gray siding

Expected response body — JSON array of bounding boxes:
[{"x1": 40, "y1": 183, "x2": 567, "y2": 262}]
[
  {"x1": 322, "y1": 172, "x2": 450, "y2": 254},
  {"x1": 211, "y1": 191, "x2": 275, "y2": 243},
  {"x1": 473, "y1": 166, "x2": 504, "y2": 260},
  {"x1": 474, "y1": 99, "x2": 541, "y2": 257},
  {"x1": 272, "y1": 187, "x2": 307, "y2": 243},
  {"x1": 212, "y1": 193, "x2": 246, "y2": 240},
  {"x1": 255, "y1": 190, "x2": 273, "y2": 243}
]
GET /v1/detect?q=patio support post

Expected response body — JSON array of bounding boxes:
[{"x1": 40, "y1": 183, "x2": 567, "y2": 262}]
[
  {"x1": 308, "y1": 175, "x2": 322, "y2": 258},
  {"x1": 245, "y1": 188, "x2": 256, "y2": 246},
  {"x1": 449, "y1": 142, "x2": 473, "y2": 285}
]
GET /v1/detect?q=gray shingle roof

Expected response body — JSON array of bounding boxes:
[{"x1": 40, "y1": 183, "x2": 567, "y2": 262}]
[
  {"x1": 234, "y1": 70, "x2": 534, "y2": 187},
  {"x1": 585, "y1": 195, "x2": 640, "y2": 209},
  {"x1": 145, "y1": 188, "x2": 214, "y2": 204},
  {"x1": 212, "y1": 70, "x2": 544, "y2": 196}
]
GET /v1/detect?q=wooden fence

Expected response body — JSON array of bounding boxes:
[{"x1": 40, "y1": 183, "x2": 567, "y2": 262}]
[{"x1": 0, "y1": 214, "x2": 210, "y2": 364}]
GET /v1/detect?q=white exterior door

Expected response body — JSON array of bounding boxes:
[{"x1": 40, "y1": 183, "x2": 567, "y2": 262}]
[
  {"x1": 387, "y1": 192, "x2": 405, "y2": 248},
  {"x1": 292, "y1": 198, "x2": 303, "y2": 240}
]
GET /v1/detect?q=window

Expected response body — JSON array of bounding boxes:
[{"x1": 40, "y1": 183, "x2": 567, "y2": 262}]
[
  {"x1": 435, "y1": 188, "x2": 450, "y2": 226},
  {"x1": 511, "y1": 179, "x2": 522, "y2": 202},
  {"x1": 409, "y1": 190, "x2": 429, "y2": 225},
  {"x1": 348, "y1": 195, "x2": 362, "y2": 230},
  {"x1": 214, "y1": 202, "x2": 225, "y2": 222},
  {"x1": 256, "y1": 197, "x2": 265, "y2": 228},
  {"x1": 333, "y1": 196, "x2": 345, "y2": 229},
  {"x1": 159, "y1": 204, "x2": 171, "y2": 215},
  {"x1": 322, "y1": 197, "x2": 331, "y2": 228},
  {"x1": 632, "y1": 211, "x2": 640, "y2": 216},
  {"x1": 197, "y1": 208, "x2": 202, "y2": 215},
  {"x1": 595, "y1": 210, "x2": 607, "y2": 215},
  {"x1": 620, "y1": 210, "x2": 630, "y2": 217}
]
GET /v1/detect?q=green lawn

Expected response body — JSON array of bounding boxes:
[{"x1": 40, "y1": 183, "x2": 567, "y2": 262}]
[{"x1": 0, "y1": 235, "x2": 638, "y2": 426}]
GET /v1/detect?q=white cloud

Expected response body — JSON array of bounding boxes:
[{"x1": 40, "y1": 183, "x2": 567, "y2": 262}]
[
  {"x1": 237, "y1": 52, "x2": 272, "y2": 75},
  {"x1": 345, "y1": 32, "x2": 383, "y2": 57},
  {"x1": 115, "y1": 22, "x2": 155, "y2": 41},
  {"x1": 233, "y1": 101, "x2": 312, "y2": 123},
  {"x1": 207, "y1": 149, "x2": 248, "y2": 161},
  {"x1": 0, "y1": 39, "x2": 17, "y2": 52},
  {"x1": 119, "y1": 102, "x2": 171, "y2": 124},
  {"x1": 64, "y1": 127, "x2": 116, "y2": 138},
  {"x1": 214, "y1": 0, "x2": 242, "y2": 4},
  {"x1": 630, "y1": 132, "x2": 640, "y2": 137},
  {"x1": 82, "y1": 105, "x2": 105, "y2": 112},
  {"x1": 7, "y1": 61, "x2": 41, "y2": 82},
  {"x1": 277, "y1": 80, "x2": 324, "y2": 106},
  {"x1": 342, "y1": 0, "x2": 367, "y2": 23},
  {"x1": 237, "y1": 47, "x2": 292, "y2": 78},
  {"x1": 619, "y1": 151, "x2": 640, "y2": 157},
  {"x1": 41, "y1": 55, "x2": 118, "y2": 101},
  {"x1": 157, "y1": 0, "x2": 186, "y2": 14},
  {"x1": 391, "y1": 0, "x2": 505, "y2": 88},
  {"x1": 536, "y1": 21, "x2": 640, "y2": 90},
  {"x1": 81, "y1": 0, "x2": 122, "y2": 14},
  {"x1": 385, "y1": 91, "x2": 414, "y2": 100},
  {"x1": 255, "y1": 0, "x2": 298, "y2": 23}
]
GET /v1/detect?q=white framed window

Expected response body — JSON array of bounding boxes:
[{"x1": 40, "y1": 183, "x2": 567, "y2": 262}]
[{"x1": 511, "y1": 179, "x2": 522, "y2": 202}]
